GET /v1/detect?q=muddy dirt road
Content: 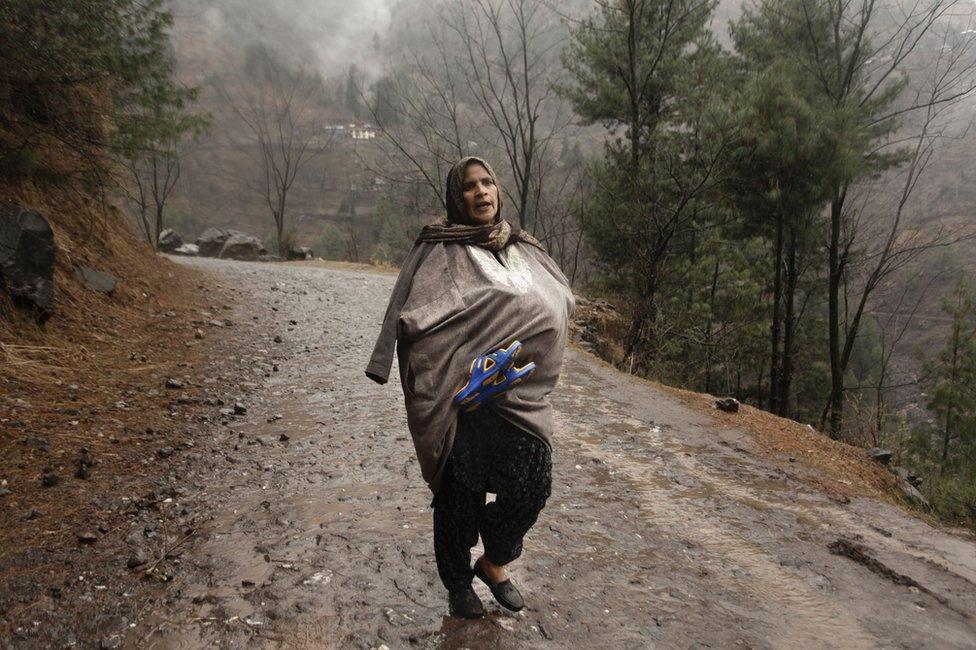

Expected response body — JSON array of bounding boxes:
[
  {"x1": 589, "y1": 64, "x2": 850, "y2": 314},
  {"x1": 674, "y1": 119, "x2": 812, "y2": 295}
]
[{"x1": 63, "y1": 257, "x2": 976, "y2": 648}]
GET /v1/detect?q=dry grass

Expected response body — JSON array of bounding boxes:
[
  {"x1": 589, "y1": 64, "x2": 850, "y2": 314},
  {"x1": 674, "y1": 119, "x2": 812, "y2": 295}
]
[
  {"x1": 1, "y1": 179, "x2": 200, "y2": 394},
  {"x1": 658, "y1": 382, "x2": 902, "y2": 504},
  {"x1": 0, "y1": 177, "x2": 212, "y2": 559}
]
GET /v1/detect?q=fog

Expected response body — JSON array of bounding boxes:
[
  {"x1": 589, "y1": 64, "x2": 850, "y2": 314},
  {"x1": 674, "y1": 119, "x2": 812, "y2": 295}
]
[{"x1": 172, "y1": 0, "x2": 397, "y2": 78}]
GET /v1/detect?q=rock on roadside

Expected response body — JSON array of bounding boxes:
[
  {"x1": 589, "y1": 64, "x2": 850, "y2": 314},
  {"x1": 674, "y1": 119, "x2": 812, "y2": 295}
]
[
  {"x1": 715, "y1": 397, "x2": 740, "y2": 413},
  {"x1": 219, "y1": 233, "x2": 265, "y2": 261},
  {"x1": 195, "y1": 228, "x2": 233, "y2": 257},
  {"x1": 867, "y1": 448, "x2": 893, "y2": 466},
  {"x1": 172, "y1": 243, "x2": 199, "y2": 256},
  {"x1": 286, "y1": 246, "x2": 314, "y2": 260},
  {"x1": 892, "y1": 467, "x2": 930, "y2": 509},
  {"x1": 157, "y1": 229, "x2": 182, "y2": 253},
  {"x1": 196, "y1": 228, "x2": 265, "y2": 259},
  {"x1": 0, "y1": 205, "x2": 56, "y2": 320},
  {"x1": 78, "y1": 266, "x2": 118, "y2": 294}
]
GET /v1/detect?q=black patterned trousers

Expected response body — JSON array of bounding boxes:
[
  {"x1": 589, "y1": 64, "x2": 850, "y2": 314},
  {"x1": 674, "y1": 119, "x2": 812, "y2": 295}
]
[{"x1": 432, "y1": 408, "x2": 552, "y2": 593}]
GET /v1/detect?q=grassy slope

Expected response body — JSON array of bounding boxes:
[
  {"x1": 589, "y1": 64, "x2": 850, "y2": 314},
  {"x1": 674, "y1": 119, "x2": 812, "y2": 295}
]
[{"x1": 0, "y1": 176, "x2": 209, "y2": 564}]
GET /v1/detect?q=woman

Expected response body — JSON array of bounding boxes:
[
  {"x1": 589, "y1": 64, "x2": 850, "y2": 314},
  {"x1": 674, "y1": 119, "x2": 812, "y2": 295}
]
[{"x1": 365, "y1": 157, "x2": 574, "y2": 618}]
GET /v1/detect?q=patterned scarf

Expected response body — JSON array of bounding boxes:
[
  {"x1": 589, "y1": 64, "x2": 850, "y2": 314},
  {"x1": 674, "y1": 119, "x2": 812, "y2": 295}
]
[{"x1": 416, "y1": 156, "x2": 545, "y2": 253}]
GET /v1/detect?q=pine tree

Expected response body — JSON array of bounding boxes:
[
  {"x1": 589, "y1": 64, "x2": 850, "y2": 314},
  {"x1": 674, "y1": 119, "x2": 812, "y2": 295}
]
[
  {"x1": 561, "y1": 0, "x2": 716, "y2": 167},
  {"x1": 560, "y1": 0, "x2": 730, "y2": 372},
  {"x1": 923, "y1": 275, "x2": 976, "y2": 469},
  {"x1": 345, "y1": 64, "x2": 363, "y2": 120},
  {"x1": 727, "y1": 20, "x2": 838, "y2": 416},
  {"x1": 2, "y1": 0, "x2": 205, "y2": 184}
]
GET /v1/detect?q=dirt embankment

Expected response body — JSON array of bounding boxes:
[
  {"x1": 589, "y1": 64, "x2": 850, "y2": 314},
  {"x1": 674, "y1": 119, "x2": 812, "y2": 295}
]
[
  {"x1": 0, "y1": 179, "x2": 244, "y2": 643},
  {"x1": 570, "y1": 297, "x2": 912, "y2": 506}
]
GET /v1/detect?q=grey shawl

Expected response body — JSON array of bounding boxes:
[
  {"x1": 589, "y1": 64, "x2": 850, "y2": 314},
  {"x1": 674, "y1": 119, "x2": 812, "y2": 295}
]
[
  {"x1": 365, "y1": 240, "x2": 575, "y2": 494},
  {"x1": 364, "y1": 159, "x2": 575, "y2": 495}
]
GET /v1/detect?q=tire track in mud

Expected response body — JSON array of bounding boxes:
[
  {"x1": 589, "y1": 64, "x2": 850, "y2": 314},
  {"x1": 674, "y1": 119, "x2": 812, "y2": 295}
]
[
  {"x1": 554, "y1": 359, "x2": 877, "y2": 648},
  {"x1": 553, "y1": 353, "x2": 976, "y2": 647},
  {"x1": 131, "y1": 257, "x2": 976, "y2": 649}
]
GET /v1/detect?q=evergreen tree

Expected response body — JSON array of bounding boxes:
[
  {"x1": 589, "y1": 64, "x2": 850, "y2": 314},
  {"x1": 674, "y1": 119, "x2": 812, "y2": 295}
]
[
  {"x1": 371, "y1": 76, "x2": 399, "y2": 126},
  {"x1": 314, "y1": 223, "x2": 347, "y2": 261},
  {"x1": 1, "y1": 0, "x2": 204, "y2": 184},
  {"x1": 734, "y1": 0, "x2": 915, "y2": 438},
  {"x1": 561, "y1": 0, "x2": 717, "y2": 167},
  {"x1": 561, "y1": 0, "x2": 731, "y2": 372},
  {"x1": 726, "y1": 23, "x2": 837, "y2": 416},
  {"x1": 924, "y1": 275, "x2": 976, "y2": 468}
]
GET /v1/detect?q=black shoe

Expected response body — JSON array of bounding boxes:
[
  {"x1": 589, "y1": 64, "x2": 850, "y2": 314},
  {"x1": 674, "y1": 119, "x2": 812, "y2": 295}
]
[
  {"x1": 448, "y1": 584, "x2": 485, "y2": 619},
  {"x1": 474, "y1": 558, "x2": 524, "y2": 612}
]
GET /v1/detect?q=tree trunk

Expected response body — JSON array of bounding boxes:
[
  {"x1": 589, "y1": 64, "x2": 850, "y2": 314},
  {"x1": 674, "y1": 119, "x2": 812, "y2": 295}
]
[
  {"x1": 624, "y1": 307, "x2": 645, "y2": 362},
  {"x1": 624, "y1": 278, "x2": 658, "y2": 373},
  {"x1": 942, "y1": 319, "x2": 961, "y2": 466},
  {"x1": 682, "y1": 224, "x2": 699, "y2": 385},
  {"x1": 276, "y1": 189, "x2": 288, "y2": 259},
  {"x1": 769, "y1": 212, "x2": 784, "y2": 412},
  {"x1": 874, "y1": 366, "x2": 886, "y2": 445},
  {"x1": 626, "y1": 0, "x2": 640, "y2": 170},
  {"x1": 827, "y1": 194, "x2": 845, "y2": 439},
  {"x1": 778, "y1": 224, "x2": 798, "y2": 417},
  {"x1": 704, "y1": 257, "x2": 720, "y2": 394},
  {"x1": 154, "y1": 203, "x2": 164, "y2": 251}
]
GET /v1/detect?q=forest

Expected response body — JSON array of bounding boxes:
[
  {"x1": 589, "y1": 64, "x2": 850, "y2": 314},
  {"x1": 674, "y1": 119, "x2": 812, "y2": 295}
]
[{"x1": 2, "y1": 0, "x2": 976, "y2": 527}]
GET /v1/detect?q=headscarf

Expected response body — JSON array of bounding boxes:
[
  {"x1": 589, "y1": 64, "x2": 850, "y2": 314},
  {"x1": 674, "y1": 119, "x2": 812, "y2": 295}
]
[
  {"x1": 415, "y1": 156, "x2": 545, "y2": 253},
  {"x1": 444, "y1": 155, "x2": 502, "y2": 225}
]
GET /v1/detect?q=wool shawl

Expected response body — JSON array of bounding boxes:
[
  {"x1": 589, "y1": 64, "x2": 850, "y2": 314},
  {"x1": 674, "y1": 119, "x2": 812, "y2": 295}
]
[{"x1": 365, "y1": 158, "x2": 575, "y2": 495}]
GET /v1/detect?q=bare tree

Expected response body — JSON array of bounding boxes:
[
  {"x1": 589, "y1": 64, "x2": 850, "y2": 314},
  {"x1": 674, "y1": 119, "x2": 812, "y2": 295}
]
[
  {"x1": 869, "y1": 266, "x2": 945, "y2": 442},
  {"x1": 534, "y1": 157, "x2": 588, "y2": 283},
  {"x1": 365, "y1": 19, "x2": 469, "y2": 210},
  {"x1": 816, "y1": 9, "x2": 976, "y2": 436},
  {"x1": 441, "y1": 0, "x2": 574, "y2": 234},
  {"x1": 801, "y1": 0, "x2": 976, "y2": 438},
  {"x1": 123, "y1": 146, "x2": 181, "y2": 248},
  {"x1": 366, "y1": 0, "x2": 584, "y2": 275},
  {"x1": 225, "y1": 55, "x2": 332, "y2": 257}
]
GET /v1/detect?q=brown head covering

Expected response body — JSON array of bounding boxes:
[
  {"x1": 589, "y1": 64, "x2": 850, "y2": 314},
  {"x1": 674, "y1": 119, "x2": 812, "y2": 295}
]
[
  {"x1": 445, "y1": 156, "x2": 501, "y2": 225},
  {"x1": 416, "y1": 156, "x2": 545, "y2": 253}
]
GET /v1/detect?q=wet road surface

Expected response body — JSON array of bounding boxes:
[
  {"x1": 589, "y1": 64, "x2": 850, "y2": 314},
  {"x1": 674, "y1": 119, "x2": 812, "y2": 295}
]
[{"x1": 133, "y1": 256, "x2": 976, "y2": 649}]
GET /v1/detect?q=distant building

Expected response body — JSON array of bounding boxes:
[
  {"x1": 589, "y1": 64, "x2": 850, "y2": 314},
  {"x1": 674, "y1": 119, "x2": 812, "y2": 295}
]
[
  {"x1": 350, "y1": 121, "x2": 376, "y2": 140},
  {"x1": 316, "y1": 122, "x2": 376, "y2": 145}
]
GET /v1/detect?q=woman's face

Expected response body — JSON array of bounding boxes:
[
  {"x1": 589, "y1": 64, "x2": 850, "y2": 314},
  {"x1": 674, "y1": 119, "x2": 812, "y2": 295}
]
[{"x1": 461, "y1": 163, "x2": 499, "y2": 225}]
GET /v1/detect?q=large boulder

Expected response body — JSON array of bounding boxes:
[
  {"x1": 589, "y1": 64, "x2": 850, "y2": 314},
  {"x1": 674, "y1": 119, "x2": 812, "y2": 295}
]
[
  {"x1": 892, "y1": 466, "x2": 929, "y2": 509},
  {"x1": 195, "y1": 227, "x2": 231, "y2": 257},
  {"x1": 286, "y1": 246, "x2": 314, "y2": 261},
  {"x1": 157, "y1": 228, "x2": 182, "y2": 253},
  {"x1": 0, "y1": 206, "x2": 56, "y2": 320},
  {"x1": 171, "y1": 243, "x2": 199, "y2": 256},
  {"x1": 715, "y1": 397, "x2": 740, "y2": 413},
  {"x1": 893, "y1": 466, "x2": 923, "y2": 490},
  {"x1": 219, "y1": 233, "x2": 264, "y2": 261}
]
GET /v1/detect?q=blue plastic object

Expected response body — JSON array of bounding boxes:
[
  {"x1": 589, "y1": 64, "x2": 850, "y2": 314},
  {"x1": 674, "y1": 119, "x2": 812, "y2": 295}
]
[{"x1": 453, "y1": 340, "x2": 536, "y2": 412}]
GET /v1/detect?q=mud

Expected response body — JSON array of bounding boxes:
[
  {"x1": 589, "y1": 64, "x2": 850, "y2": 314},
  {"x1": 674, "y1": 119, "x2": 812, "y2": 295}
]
[{"x1": 6, "y1": 256, "x2": 976, "y2": 649}]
